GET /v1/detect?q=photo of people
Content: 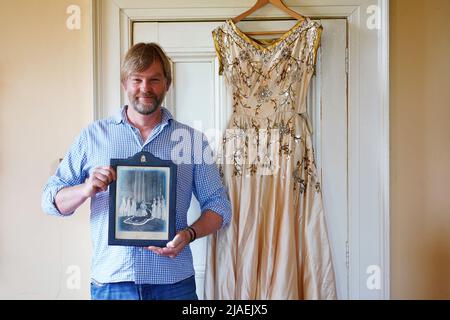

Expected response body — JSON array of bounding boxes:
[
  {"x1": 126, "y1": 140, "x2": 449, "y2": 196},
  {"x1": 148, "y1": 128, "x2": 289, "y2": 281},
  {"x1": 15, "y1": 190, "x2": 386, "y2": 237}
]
[{"x1": 115, "y1": 166, "x2": 170, "y2": 240}]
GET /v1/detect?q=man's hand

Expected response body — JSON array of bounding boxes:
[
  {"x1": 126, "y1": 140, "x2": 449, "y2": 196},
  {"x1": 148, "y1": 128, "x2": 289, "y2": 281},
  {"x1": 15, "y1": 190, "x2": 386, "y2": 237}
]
[
  {"x1": 146, "y1": 211, "x2": 223, "y2": 258},
  {"x1": 147, "y1": 229, "x2": 190, "y2": 259},
  {"x1": 83, "y1": 166, "x2": 116, "y2": 198},
  {"x1": 54, "y1": 166, "x2": 116, "y2": 215}
]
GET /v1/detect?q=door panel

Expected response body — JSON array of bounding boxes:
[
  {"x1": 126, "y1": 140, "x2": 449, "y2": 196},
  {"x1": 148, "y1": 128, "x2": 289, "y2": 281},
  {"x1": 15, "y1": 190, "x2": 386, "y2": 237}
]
[
  {"x1": 316, "y1": 19, "x2": 348, "y2": 299},
  {"x1": 133, "y1": 19, "x2": 348, "y2": 299}
]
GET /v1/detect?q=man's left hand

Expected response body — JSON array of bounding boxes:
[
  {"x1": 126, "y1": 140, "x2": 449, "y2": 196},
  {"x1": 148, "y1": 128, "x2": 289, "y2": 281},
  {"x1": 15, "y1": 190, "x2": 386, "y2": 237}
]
[{"x1": 146, "y1": 229, "x2": 190, "y2": 258}]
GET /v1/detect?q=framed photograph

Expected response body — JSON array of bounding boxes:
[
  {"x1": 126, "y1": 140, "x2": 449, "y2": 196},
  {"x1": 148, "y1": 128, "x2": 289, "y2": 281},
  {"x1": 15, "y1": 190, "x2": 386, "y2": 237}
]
[{"x1": 108, "y1": 151, "x2": 177, "y2": 247}]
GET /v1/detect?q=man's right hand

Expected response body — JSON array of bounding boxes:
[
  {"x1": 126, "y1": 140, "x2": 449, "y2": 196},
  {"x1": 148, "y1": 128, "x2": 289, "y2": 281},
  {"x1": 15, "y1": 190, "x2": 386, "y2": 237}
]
[
  {"x1": 83, "y1": 166, "x2": 117, "y2": 198},
  {"x1": 55, "y1": 166, "x2": 116, "y2": 215}
]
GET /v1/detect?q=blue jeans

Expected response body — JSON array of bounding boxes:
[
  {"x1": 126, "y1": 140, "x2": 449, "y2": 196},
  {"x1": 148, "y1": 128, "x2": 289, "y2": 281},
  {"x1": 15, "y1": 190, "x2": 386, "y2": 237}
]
[{"x1": 90, "y1": 275, "x2": 198, "y2": 300}]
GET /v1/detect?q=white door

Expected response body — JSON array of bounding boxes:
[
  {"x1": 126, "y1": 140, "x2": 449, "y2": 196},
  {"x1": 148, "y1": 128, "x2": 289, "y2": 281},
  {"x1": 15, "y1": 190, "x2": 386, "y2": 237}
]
[{"x1": 133, "y1": 19, "x2": 348, "y2": 299}]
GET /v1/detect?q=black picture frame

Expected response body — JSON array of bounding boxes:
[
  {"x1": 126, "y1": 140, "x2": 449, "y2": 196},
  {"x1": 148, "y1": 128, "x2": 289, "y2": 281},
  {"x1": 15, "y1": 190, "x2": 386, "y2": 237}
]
[{"x1": 108, "y1": 151, "x2": 177, "y2": 247}]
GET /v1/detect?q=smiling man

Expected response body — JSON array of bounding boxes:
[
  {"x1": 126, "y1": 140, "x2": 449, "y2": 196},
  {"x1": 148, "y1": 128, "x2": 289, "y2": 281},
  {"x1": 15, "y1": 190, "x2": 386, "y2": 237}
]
[{"x1": 42, "y1": 43, "x2": 231, "y2": 300}]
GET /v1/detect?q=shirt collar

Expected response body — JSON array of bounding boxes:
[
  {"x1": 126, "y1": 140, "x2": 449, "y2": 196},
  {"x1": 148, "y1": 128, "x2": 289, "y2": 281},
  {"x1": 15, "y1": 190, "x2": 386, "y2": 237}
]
[{"x1": 112, "y1": 106, "x2": 174, "y2": 126}]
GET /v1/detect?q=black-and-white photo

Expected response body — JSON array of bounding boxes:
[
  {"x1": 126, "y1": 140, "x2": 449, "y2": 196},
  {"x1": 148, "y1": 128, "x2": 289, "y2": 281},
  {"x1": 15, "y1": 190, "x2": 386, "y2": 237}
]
[
  {"x1": 116, "y1": 166, "x2": 169, "y2": 235},
  {"x1": 108, "y1": 152, "x2": 177, "y2": 247}
]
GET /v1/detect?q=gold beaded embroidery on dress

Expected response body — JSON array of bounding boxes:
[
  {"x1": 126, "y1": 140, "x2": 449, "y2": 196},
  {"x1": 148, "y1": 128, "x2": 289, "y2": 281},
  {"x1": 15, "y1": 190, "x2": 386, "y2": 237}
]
[{"x1": 205, "y1": 18, "x2": 337, "y2": 300}]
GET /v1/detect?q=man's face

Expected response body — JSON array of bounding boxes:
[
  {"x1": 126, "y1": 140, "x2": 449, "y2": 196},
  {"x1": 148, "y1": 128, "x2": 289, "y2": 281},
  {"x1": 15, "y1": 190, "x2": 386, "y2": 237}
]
[{"x1": 123, "y1": 61, "x2": 168, "y2": 116}]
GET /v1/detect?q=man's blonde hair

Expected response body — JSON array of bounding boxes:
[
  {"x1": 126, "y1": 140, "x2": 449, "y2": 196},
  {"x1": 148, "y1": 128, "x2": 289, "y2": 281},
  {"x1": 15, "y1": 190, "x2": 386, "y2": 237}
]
[{"x1": 120, "y1": 43, "x2": 172, "y2": 87}]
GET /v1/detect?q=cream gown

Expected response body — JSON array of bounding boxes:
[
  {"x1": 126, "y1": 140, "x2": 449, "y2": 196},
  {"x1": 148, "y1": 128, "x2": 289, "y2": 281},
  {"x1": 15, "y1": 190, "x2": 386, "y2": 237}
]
[{"x1": 205, "y1": 18, "x2": 337, "y2": 300}]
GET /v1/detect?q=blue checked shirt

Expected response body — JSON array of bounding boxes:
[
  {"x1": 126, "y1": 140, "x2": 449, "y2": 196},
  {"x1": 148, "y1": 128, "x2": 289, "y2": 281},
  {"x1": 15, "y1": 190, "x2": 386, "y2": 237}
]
[{"x1": 42, "y1": 107, "x2": 231, "y2": 284}]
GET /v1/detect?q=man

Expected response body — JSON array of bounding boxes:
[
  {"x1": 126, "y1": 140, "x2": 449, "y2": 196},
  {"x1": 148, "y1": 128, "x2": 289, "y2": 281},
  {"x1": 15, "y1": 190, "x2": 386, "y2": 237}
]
[{"x1": 42, "y1": 43, "x2": 231, "y2": 300}]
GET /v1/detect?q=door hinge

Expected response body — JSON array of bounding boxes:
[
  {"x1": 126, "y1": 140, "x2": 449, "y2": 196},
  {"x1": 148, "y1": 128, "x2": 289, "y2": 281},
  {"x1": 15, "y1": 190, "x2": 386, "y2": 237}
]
[
  {"x1": 345, "y1": 47, "x2": 349, "y2": 74},
  {"x1": 345, "y1": 240, "x2": 350, "y2": 270}
]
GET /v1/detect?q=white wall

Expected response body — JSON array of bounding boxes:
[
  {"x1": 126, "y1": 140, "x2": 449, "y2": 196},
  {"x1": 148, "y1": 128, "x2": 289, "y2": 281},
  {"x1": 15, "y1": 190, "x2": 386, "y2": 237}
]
[
  {"x1": 390, "y1": 0, "x2": 450, "y2": 299},
  {"x1": 0, "y1": 0, "x2": 93, "y2": 299}
]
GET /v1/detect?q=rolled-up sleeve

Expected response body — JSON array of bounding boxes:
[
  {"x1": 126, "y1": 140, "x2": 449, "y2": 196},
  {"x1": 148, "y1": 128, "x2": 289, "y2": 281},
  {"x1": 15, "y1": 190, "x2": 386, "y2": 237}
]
[
  {"x1": 41, "y1": 129, "x2": 88, "y2": 217},
  {"x1": 192, "y1": 134, "x2": 232, "y2": 229}
]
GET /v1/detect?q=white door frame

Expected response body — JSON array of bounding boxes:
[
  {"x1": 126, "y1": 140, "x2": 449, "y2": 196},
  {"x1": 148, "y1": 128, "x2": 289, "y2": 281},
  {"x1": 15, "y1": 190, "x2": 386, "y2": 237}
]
[{"x1": 92, "y1": 0, "x2": 390, "y2": 300}]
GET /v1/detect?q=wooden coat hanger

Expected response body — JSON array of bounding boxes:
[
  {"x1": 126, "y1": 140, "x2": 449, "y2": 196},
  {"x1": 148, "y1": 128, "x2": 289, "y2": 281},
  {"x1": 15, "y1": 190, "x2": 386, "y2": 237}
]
[{"x1": 232, "y1": 0, "x2": 306, "y2": 36}]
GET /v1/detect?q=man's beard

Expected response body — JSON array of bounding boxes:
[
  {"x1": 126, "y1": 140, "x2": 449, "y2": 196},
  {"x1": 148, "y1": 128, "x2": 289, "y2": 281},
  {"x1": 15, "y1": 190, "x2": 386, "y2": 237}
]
[{"x1": 129, "y1": 93, "x2": 165, "y2": 115}]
